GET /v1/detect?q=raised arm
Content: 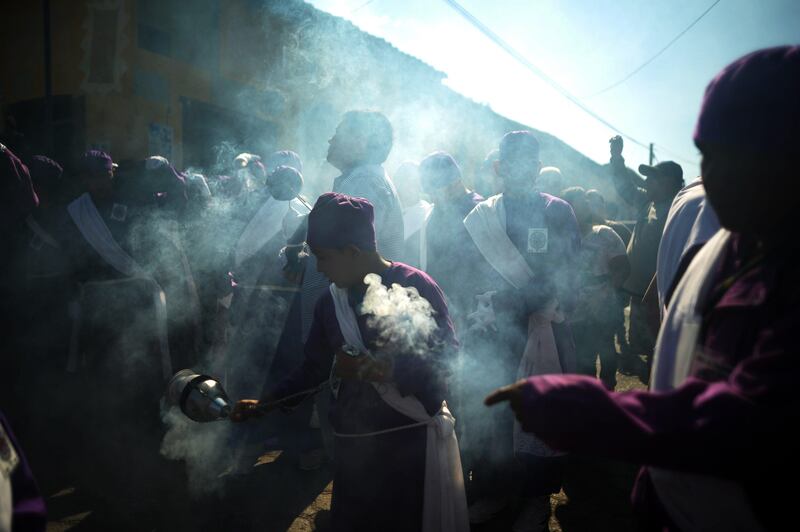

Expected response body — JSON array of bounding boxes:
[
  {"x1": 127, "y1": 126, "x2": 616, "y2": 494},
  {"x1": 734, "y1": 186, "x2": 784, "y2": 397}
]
[{"x1": 609, "y1": 136, "x2": 648, "y2": 209}]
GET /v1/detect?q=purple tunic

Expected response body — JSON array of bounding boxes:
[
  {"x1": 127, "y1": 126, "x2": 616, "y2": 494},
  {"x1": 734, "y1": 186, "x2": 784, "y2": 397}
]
[
  {"x1": 0, "y1": 413, "x2": 46, "y2": 532},
  {"x1": 272, "y1": 262, "x2": 457, "y2": 532},
  {"x1": 512, "y1": 233, "x2": 799, "y2": 530}
]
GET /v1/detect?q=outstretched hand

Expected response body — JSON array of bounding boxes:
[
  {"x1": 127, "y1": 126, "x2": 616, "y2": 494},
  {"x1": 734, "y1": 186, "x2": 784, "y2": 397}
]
[{"x1": 485, "y1": 379, "x2": 528, "y2": 424}]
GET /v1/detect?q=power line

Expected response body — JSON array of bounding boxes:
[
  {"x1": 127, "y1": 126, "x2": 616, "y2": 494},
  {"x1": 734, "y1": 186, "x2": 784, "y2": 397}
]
[
  {"x1": 440, "y1": 0, "x2": 698, "y2": 164},
  {"x1": 653, "y1": 143, "x2": 700, "y2": 168},
  {"x1": 586, "y1": 0, "x2": 723, "y2": 98},
  {"x1": 351, "y1": 0, "x2": 379, "y2": 14},
  {"x1": 441, "y1": 0, "x2": 651, "y2": 150}
]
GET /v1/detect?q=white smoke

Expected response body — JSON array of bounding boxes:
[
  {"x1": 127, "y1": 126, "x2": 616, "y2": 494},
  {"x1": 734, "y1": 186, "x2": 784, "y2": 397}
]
[
  {"x1": 160, "y1": 406, "x2": 235, "y2": 497},
  {"x1": 360, "y1": 273, "x2": 439, "y2": 357}
]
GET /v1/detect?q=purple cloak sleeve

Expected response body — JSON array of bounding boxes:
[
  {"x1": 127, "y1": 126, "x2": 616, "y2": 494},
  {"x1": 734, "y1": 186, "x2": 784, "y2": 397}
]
[
  {"x1": 515, "y1": 324, "x2": 799, "y2": 479},
  {"x1": 390, "y1": 270, "x2": 458, "y2": 409},
  {"x1": 267, "y1": 296, "x2": 334, "y2": 405}
]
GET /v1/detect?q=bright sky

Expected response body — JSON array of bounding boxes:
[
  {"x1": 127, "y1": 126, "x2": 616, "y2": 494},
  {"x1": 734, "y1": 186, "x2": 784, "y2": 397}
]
[{"x1": 307, "y1": 0, "x2": 800, "y2": 178}]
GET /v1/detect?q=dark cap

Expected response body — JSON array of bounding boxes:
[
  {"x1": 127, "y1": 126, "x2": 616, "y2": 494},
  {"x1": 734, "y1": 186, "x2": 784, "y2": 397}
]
[
  {"x1": 694, "y1": 46, "x2": 800, "y2": 151},
  {"x1": 639, "y1": 161, "x2": 683, "y2": 184},
  {"x1": 307, "y1": 192, "x2": 376, "y2": 252},
  {"x1": 82, "y1": 150, "x2": 117, "y2": 175}
]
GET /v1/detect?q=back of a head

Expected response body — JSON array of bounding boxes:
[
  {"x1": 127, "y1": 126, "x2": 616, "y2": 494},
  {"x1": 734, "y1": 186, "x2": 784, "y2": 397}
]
[
  {"x1": 341, "y1": 110, "x2": 393, "y2": 165},
  {"x1": 538, "y1": 165, "x2": 563, "y2": 195},
  {"x1": 265, "y1": 150, "x2": 303, "y2": 175},
  {"x1": 419, "y1": 151, "x2": 462, "y2": 194},
  {"x1": 695, "y1": 46, "x2": 800, "y2": 155},
  {"x1": 694, "y1": 46, "x2": 799, "y2": 234},
  {"x1": 560, "y1": 186, "x2": 586, "y2": 207}
]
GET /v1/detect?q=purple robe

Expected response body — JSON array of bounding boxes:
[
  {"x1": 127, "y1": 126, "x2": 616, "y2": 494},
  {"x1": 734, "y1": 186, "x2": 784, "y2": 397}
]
[
  {"x1": 0, "y1": 412, "x2": 46, "y2": 532},
  {"x1": 512, "y1": 233, "x2": 799, "y2": 530},
  {"x1": 272, "y1": 262, "x2": 457, "y2": 532}
]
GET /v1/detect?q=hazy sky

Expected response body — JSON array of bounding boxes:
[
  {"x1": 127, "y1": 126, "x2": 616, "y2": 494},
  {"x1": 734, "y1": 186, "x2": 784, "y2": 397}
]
[{"x1": 307, "y1": 0, "x2": 799, "y2": 178}]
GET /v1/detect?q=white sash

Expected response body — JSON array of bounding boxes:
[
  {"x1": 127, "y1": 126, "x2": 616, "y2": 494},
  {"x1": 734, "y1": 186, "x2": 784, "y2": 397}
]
[
  {"x1": 234, "y1": 197, "x2": 292, "y2": 267},
  {"x1": 25, "y1": 215, "x2": 60, "y2": 249},
  {"x1": 329, "y1": 284, "x2": 469, "y2": 532},
  {"x1": 67, "y1": 193, "x2": 172, "y2": 379},
  {"x1": 513, "y1": 300, "x2": 565, "y2": 456},
  {"x1": 403, "y1": 200, "x2": 434, "y2": 271},
  {"x1": 649, "y1": 229, "x2": 764, "y2": 532},
  {"x1": 463, "y1": 194, "x2": 533, "y2": 290}
]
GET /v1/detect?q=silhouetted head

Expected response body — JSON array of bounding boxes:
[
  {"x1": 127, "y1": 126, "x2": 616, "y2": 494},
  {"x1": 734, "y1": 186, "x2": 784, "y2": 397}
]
[
  {"x1": 694, "y1": 46, "x2": 799, "y2": 239},
  {"x1": 327, "y1": 110, "x2": 393, "y2": 173},
  {"x1": 495, "y1": 131, "x2": 542, "y2": 194}
]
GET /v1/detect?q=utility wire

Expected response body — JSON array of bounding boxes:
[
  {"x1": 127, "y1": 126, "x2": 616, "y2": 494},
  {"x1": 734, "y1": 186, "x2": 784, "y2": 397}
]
[
  {"x1": 351, "y1": 0, "x2": 379, "y2": 14},
  {"x1": 586, "y1": 0, "x2": 723, "y2": 98},
  {"x1": 441, "y1": 0, "x2": 651, "y2": 150},
  {"x1": 653, "y1": 143, "x2": 700, "y2": 167},
  {"x1": 441, "y1": 0, "x2": 699, "y2": 164}
]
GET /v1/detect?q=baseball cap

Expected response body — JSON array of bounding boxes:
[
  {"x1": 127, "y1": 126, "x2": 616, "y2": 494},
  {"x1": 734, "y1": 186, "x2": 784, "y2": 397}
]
[{"x1": 638, "y1": 161, "x2": 683, "y2": 184}]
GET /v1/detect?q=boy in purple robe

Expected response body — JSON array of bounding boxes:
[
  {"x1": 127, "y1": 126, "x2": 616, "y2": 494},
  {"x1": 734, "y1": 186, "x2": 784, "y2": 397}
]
[
  {"x1": 486, "y1": 46, "x2": 800, "y2": 531},
  {"x1": 232, "y1": 192, "x2": 467, "y2": 532}
]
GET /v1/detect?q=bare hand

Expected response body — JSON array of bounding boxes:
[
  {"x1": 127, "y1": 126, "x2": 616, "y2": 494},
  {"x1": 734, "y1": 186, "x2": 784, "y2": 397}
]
[
  {"x1": 230, "y1": 399, "x2": 271, "y2": 422},
  {"x1": 484, "y1": 379, "x2": 527, "y2": 424},
  {"x1": 609, "y1": 135, "x2": 624, "y2": 158}
]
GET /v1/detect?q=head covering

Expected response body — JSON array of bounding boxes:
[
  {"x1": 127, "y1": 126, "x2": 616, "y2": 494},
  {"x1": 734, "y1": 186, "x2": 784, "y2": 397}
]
[
  {"x1": 499, "y1": 131, "x2": 540, "y2": 163},
  {"x1": 28, "y1": 155, "x2": 63, "y2": 199},
  {"x1": 639, "y1": 161, "x2": 683, "y2": 186},
  {"x1": 419, "y1": 151, "x2": 462, "y2": 192},
  {"x1": 265, "y1": 150, "x2": 303, "y2": 175},
  {"x1": 81, "y1": 149, "x2": 116, "y2": 176},
  {"x1": 0, "y1": 143, "x2": 38, "y2": 223},
  {"x1": 307, "y1": 192, "x2": 376, "y2": 252},
  {"x1": 694, "y1": 46, "x2": 800, "y2": 152},
  {"x1": 266, "y1": 165, "x2": 303, "y2": 201}
]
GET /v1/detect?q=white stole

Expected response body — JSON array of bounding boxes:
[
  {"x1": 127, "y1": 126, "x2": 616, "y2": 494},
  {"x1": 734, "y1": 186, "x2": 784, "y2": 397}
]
[
  {"x1": 463, "y1": 194, "x2": 534, "y2": 290},
  {"x1": 67, "y1": 193, "x2": 172, "y2": 379},
  {"x1": 234, "y1": 197, "x2": 292, "y2": 268},
  {"x1": 649, "y1": 229, "x2": 764, "y2": 532},
  {"x1": 403, "y1": 200, "x2": 435, "y2": 271},
  {"x1": 329, "y1": 284, "x2": 469, "y2": 532}
]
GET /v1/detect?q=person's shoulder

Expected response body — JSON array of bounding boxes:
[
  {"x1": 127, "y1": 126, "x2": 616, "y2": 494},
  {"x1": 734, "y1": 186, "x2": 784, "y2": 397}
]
[
  {"x1": 388, "y1": 262, "x2": 445, "y2": 297},
  {"x1": 540, "y1": 192, "x2": 571, "y2": 212},
  {"x1": 540, "y1": 192, "x2": 577, "y2": 224}
]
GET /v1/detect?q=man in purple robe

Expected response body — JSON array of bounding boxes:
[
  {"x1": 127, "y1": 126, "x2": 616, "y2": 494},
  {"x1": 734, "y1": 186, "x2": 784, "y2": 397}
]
[
  {"x1": 232, "y1": 192, "x2": 464, "y2": 532},
  {"x1": 485, "y1": 46, "x2": 800, "y2": 532},
  {"x1": 462, "y1": 131, "x2": 580, "y2": 529},
  {"x1": 418, "y1": 151, "x2": 484, "y2": 318}
]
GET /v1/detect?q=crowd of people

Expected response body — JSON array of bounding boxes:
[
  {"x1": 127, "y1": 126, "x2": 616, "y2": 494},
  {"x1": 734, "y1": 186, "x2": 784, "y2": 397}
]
[{"x1": 1, "y1": 45, "x2": 797, "y2": 532}]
